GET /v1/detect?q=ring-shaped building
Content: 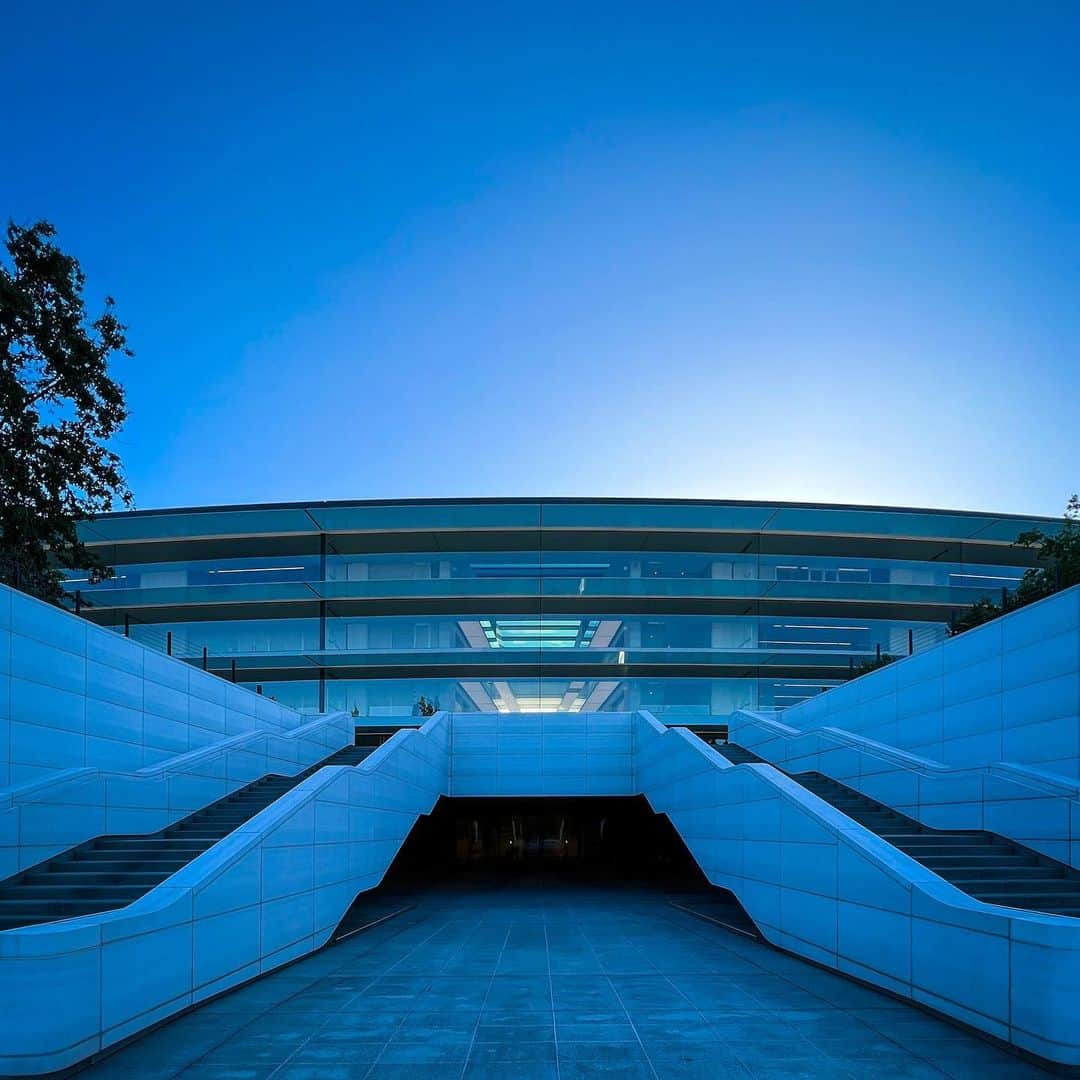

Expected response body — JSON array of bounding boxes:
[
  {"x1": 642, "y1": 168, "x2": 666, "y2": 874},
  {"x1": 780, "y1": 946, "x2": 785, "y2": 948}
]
[{"x1": 66, "y1": 498, "x2": 1056, "y2": 723}]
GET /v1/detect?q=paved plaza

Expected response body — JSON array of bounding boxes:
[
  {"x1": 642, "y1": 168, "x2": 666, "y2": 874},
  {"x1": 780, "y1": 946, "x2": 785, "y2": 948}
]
[{"x1": 82, "y1": 880, "x2": 1047, "y2": 1080}]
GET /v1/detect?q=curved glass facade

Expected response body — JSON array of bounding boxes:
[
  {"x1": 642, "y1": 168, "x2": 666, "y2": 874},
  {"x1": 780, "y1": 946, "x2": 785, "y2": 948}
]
[{"x1": 67, "y1": 498, "x2": 1057, "y2": 723}]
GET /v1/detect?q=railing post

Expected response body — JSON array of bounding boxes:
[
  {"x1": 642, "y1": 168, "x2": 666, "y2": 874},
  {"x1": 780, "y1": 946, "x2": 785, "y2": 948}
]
[
  {"x1": 256, "y1": 684, "x2": 263, "y2": 695},
  {"x1": 166, "y1": 631, "x2": 172, "y2": 656},
  {"x1": 74, "y1": 590, "x2": 82, "y2": 616},
  {"x1": 124, "y1": 612, "x2": 130, "y2": 637},
  {"x1": 202, "y1": 646, "x2": 208, "y2": 671},
  {"x1": 876, "y1": 643, "x2": 882, "y2": 661},
  {"x1": 908, "y1": 628, "x2": 914, "y2": 656},
  {"x1": 231, "y1": 658, "x2": 237, "y2": 683}
]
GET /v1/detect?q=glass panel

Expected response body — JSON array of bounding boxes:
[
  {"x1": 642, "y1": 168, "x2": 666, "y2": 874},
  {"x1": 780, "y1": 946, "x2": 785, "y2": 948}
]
[
  {"x1": 65, "y1": 554, "x2": 321, "y2": 590},
  {"x1": 76, "y1": 501, "x2": 1062, "y2": 548},
  {"x1": 129, "y1": 618, "x2": 321, "y2": 655},
  {"x1": 66, "y1": 548, "x2": 1028, "y2": 601},
  {"x1": 309, "y1": 502, "x2": 543, "y2": 533},
  {"x1": 80, "y1": 507, "x2": 317, "y2": 542},
  {"x1": 763, "y1": 507, "x2": 1010, "y2": 540},
  {"x1": 539, "y1": 502, "x2": 778, "y2": 531},
  {"x1": 272, "y1": 676, "x2": 844, "y2": 721},
  {"x1": 321, "y1": 614, "x2": 946, "y2": 660}
]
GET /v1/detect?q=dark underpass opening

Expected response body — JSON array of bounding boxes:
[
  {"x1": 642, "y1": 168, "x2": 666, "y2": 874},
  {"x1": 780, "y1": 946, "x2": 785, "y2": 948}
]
[
  {"x1": 332, "y1": 796, "x2": 761, "y2": 941},
  {"x1": 388, "y1": 796, "x2": 702, "y2": 883}
]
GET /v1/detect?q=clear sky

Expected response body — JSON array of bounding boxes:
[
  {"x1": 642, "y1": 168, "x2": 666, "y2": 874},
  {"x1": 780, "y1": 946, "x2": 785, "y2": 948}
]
[{"x1": 2, "y1": 2, "x2": 1077, "y2": 518}]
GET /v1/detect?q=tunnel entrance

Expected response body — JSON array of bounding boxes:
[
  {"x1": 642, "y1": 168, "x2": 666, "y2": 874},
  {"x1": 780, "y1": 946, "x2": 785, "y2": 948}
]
[
  {"x1": 335, "y1": 796, "x2": 759, "y2": 941},
  {"x1": 385, "y1": 796, "x2": 705, "y2": 885}
]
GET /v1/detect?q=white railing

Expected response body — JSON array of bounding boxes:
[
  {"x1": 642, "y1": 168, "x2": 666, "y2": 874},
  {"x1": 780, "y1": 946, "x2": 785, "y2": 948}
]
[
  {"x1": 730, "y1": 708, "x2": 1080, "y2": 868},
  {"x1": 634, "y1": 710, "x2": 1080, "y2": 1066},
  {"x1": 0, "y1": 712, "x2": 353, "y2": 875}
]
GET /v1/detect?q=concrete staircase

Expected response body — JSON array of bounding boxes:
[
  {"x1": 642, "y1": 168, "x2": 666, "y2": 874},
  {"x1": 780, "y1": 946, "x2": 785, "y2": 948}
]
[
  {"x1": 0, "y1": 744, "x2": 373, "y2": 931},
  {"x1": 712, "y1": 742, "x2": 1080, "y2": 918}
]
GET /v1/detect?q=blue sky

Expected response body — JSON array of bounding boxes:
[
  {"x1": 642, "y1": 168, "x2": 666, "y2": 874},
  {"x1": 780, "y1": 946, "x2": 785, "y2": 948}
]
[{"x1": 2, "y1": 3, "x2": 1077, "y2": 517}]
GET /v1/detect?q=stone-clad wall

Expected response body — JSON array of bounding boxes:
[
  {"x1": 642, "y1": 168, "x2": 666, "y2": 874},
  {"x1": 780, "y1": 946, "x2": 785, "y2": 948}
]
[
  {"x1": 0, "y1": 715, "x2": 450, "y2": 1076},
  {"x1": 634, "y1": 713, "x2": 1080, "y2": 1068},
  {"x1": 449, "y1": 712, "x2": 634, "y2": 795},
  {"x1": 729, "y1": 709, "x2": 1080, "y2": 869},
  {"x1": 775, "y1": 585, "x2": 1080, "y2": 778},
  {"x1": 0, "y1": 584, "x2": 305, "y2": 790},
  {"x1": 0, "y1": 711, "x2": 353, "y2": 877}
]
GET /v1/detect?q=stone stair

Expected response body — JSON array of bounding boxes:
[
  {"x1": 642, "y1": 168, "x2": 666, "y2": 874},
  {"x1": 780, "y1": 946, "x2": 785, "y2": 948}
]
[
  {"x1": 0, "y1": 744, "x2": 373, "y2": 931},
  {"x1": 712, "y1": 742, "x2": 1080, "y2": 918}
]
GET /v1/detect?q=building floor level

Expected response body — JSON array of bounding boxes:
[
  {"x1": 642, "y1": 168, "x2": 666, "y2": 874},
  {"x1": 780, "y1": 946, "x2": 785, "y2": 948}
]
[{"x1": 63, "y1": 497, "x2": 1060, "y2": 724}]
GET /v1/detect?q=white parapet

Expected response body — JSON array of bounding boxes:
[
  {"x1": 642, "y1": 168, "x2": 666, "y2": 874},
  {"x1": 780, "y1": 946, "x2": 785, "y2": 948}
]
[
  {"x1": 0, "y1": 713, "x2": 450, "y2": 1075},
  {"x1": 633, "y1": 711, "x2": 1080, "y2": 1066}
]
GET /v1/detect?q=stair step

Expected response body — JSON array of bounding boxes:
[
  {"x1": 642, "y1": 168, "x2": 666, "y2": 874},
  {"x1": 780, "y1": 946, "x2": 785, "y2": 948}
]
[
  {"x1": 73, "y1": 847, "x2": 207, "y2": 861},
  {"x1": 979, "y1": 892, "x2": 1080, "y2": 906},
  {"x1": 0, "y1": 898, "x2": 127, "y2": 915},
  {"x1": 844, "y1": 814, "x2": 909, "y2": 825},
  {"x1": 959, "y1": 878, "x2": 1077, "y2": 893},
  {"x1": 918, "y1": 854, "x2": 1041, "y2": 867},
  {"x1": 92, "y1": 838, "x2": 210, "y2": 850},
  {"x1": 49, "y1": 860, "x2": 187, "y2": 875},
  {"x1": 4, "y1": 884, "x2": 149, "y2": 900},
  {"x1": 884, "y1": 834, "x2": 1001, "y2": 845},
  {"x1": 84, "y1": 841, "x2": 212, "y2": 853},
  {"x1": 933, "y1": 866, "x2": 1059, "y2": 881},
  {"x1": 189, "y1": 814, "x2": 258, "y2": 823},
  {"x1": 895, "y1": 837, "x2": 1007, "y2": 849},
  {"x1": 831, "y1": 802, "x2": 892, "y2": 811},
  {"x1": 25, "y1": 871, "x2": 171, "y2": 886}
]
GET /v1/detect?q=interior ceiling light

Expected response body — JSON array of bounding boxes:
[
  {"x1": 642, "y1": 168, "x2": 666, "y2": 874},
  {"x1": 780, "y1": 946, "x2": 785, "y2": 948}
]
[
  {"x1": 948, "y1": 572, "x2": 1022, "y2": 581},
  {"x1": 760, "y1": 640, "x2": 853, "y2": 647},
  {"x1": 210, "y1": 566, "x2": 304, "y2": 574}
]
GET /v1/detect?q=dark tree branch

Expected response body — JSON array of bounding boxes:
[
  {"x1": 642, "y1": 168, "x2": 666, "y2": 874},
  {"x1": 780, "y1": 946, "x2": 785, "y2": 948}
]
[{"x1": 0, "y1": 220, "x2": 134, "y2": 604}]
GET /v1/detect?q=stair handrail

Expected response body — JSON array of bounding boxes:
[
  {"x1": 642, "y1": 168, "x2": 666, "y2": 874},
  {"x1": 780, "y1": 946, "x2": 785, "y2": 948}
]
[
  {"x1": 733, "y1": 708, "x2": 1080, "y2": 800},
  {"x1": 0, "y1": 711, "x2": 352, "y2": 809},
  {"x1": 6, "y1": 710, "x2": 452, "y2": 932},
  {"x1": 985, "y1": 760, "x2": 1080, "y2": 798},
  {"x1": 638, "y1": 709, "x2": 1078, "y2": 911}
]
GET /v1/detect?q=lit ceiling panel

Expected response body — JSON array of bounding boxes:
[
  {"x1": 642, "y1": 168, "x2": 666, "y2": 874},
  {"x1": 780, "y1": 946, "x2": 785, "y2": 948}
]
[{"x1": 477, "y1": 618, "x2": 603, "y2": 649}]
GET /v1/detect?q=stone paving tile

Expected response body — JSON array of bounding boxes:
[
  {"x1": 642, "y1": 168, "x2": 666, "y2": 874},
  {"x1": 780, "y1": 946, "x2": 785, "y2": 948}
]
[{"x1": 79, "y1": 881, "x2": 1050, "y2": 1080}]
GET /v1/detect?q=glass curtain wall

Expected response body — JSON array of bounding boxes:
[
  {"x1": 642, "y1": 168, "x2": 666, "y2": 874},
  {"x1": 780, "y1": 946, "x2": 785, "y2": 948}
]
[
  {"x1": 124, "y1": 614, "x2": 945, "y2": 658},
  {"x1": 67, "y1": 550, "x2": 1028, "y2": 593},
  {"x1": 242, "y1": 675, "x2": 843, "y2": 720}
]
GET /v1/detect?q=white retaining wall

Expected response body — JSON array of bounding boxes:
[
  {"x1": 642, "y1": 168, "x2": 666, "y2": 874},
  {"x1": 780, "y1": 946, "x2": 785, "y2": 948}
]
[
  {"x1": 0, "y1": 584, "x2": 306, "y2": 789},
  {"x1": 774, "y1": 586, "x2": 1080, "y2": 778}
]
